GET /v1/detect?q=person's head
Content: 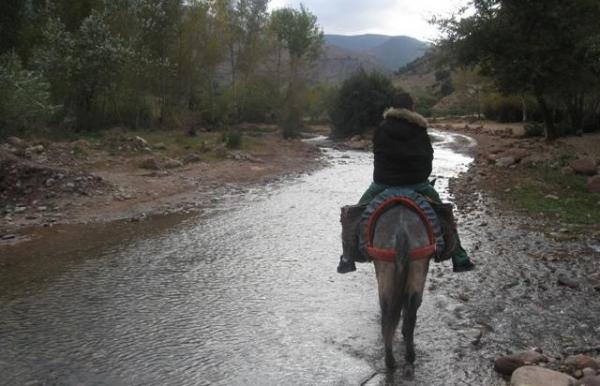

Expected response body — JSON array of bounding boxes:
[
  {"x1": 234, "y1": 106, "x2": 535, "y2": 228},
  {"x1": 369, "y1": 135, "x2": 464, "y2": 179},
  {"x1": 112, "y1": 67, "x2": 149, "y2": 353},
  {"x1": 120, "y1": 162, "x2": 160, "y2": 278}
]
[{"x1": 390, "y1": 91, "x2": 414, "y2": 111}]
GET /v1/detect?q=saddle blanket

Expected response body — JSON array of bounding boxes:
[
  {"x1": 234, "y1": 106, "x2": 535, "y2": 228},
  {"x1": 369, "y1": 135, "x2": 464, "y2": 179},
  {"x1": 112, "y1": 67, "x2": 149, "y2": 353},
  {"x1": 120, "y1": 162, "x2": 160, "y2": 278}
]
[{"x1": 358, "y1": 188, "x2": 445, "y2": 261}]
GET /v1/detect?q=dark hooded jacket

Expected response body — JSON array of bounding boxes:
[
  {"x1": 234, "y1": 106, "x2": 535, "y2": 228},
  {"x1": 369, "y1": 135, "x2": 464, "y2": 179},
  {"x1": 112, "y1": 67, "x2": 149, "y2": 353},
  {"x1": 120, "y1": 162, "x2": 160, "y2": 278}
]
[{"x1": 373, "y1": 108, "x2": 433, "y2": 186}]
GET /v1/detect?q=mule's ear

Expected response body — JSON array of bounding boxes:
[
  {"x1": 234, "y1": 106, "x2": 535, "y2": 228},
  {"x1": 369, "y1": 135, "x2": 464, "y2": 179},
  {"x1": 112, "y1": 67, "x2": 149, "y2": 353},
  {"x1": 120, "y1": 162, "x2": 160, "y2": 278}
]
[{"x1": 430, "y1": 178, "x2": 437, "y2": 187}]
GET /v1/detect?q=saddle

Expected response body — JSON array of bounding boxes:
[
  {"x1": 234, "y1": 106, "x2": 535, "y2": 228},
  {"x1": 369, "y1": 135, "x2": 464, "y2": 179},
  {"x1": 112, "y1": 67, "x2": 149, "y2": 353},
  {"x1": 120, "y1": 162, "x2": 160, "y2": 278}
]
[{"x1": 340, "y1": 189, "x2": 458, "y2": 263}]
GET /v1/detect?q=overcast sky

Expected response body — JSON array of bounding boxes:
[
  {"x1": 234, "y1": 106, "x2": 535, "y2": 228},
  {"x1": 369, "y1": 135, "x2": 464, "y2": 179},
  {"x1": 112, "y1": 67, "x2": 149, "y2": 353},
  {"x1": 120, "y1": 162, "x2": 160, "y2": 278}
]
[{"x1": 268, "y1": 0, "x2": 469, "y2": 41}]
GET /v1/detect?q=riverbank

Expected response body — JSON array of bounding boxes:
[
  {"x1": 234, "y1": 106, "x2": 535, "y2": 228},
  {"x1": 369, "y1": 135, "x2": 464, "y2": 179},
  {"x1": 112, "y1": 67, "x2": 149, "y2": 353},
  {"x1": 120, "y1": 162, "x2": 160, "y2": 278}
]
[
  {"x1": 0, "y1": 126, "x2": 323, "y2": 246},
  {"x1": 440, "y1": 120, "x2": 600, "y2": 385},
  {"x1": 438, "y1": 120, "x2": 600, "y2": 239}
]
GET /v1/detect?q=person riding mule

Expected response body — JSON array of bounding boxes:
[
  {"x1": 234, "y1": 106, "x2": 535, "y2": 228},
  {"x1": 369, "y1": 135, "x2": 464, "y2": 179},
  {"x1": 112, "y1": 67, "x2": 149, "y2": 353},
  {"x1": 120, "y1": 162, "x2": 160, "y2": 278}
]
[{"x1": 337, "y1": 91, "x2": 475, "y2": 274}]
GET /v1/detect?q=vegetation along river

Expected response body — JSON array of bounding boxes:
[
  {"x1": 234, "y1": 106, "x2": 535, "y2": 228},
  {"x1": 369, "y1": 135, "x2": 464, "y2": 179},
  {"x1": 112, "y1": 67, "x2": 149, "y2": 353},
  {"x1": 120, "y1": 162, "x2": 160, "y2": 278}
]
[{"x1": 2, "y1": 130, "x2": 598, "y2": 386}]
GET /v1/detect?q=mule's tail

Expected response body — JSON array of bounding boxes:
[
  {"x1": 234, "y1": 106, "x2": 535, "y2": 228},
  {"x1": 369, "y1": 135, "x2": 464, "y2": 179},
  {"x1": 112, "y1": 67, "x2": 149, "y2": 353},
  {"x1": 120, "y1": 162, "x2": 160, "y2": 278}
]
[{"x1": 394, "y1": 231, "x2": 411, "y2": 308}]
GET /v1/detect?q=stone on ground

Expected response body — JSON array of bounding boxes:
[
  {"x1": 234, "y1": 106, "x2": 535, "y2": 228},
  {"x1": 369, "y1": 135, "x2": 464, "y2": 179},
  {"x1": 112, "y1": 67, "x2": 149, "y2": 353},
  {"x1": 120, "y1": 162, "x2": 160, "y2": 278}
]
[
  {"x1": 495, "y1": 350, "x2": 548, "y2": 375},
  {"x1": 570, "y1": 158, "x2": 597, "y2": 176},
  {"x1": 140, "y1": 157, "x2": 161, "y2": 170},
  {"x1": 588, "y1": 176, "x2": 600, "y2": 193},
  {"x1": 511, "y1": 366, "x2": 576, "y2": 386},
  {"x1": 564, "y1": 354, "x2": 600, "y2": 370},
  {"x1": 496, "y1": 156, "x2": 517, "y2": 167}
]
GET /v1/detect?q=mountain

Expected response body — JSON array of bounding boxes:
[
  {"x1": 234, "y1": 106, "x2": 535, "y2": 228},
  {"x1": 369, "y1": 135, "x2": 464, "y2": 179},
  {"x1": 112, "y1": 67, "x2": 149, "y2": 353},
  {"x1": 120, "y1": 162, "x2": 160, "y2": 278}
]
[
  {"x1": 324, "y1": 34, "x2": 429, "y2": 71},
  {"x1": 324, "y1": 34, "x2": 393, "y2": 52},
  {"x1": 310, "y1": 44, "x2": 389, "y2": 83},
  {"x1": 368, "y1": 36, "x2": 429, "y2": 70}
]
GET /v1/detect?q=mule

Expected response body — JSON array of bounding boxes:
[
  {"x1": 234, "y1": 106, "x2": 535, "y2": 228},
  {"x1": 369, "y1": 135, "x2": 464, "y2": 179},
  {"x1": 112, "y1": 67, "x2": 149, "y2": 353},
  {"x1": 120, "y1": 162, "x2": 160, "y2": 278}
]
[{"x1": 342, "y1": 202, "x2": 432, "y2": 375}]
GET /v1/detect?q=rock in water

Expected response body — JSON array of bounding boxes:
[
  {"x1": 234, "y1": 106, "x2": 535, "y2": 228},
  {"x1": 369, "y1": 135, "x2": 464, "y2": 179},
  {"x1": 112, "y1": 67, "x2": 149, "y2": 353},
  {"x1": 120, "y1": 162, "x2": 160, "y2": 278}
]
[
  {"x1": 511, "y1": 366, "x2": 576, "y2": 386},
  {"x1": 557, "y1": 273, "x2": 580, "y2": 289}
]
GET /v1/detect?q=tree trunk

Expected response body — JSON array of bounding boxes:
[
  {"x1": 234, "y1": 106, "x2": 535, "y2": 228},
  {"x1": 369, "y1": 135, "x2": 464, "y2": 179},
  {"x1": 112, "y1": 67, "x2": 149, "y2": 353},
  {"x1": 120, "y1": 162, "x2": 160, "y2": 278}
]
[
  {"x1": 536, "y1": 93, "x2": 558, "y2": 140},
  {"x1": 521, "y1": 95, "x2": 528, "y2": 122},
  {"x1": 566, "y1": 93, "x2": 584, "y2": 136}
]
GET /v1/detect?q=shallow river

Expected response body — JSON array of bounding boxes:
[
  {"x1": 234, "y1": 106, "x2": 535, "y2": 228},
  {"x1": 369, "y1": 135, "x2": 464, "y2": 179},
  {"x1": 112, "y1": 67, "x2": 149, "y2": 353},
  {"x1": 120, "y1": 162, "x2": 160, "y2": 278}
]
[{"x1": 5, "y1": 130, "x2": 596, "y2": 386}]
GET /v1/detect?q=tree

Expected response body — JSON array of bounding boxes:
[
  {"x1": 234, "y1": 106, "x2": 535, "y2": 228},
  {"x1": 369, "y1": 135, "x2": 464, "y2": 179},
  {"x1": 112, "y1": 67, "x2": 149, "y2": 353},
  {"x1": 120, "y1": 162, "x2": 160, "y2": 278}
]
[
  {"x1": 35, "y1": 12, "x2": 129, "y2": 129},
  {"x1": 269, "y1": 5, "x2": 323, "y2": 138},
  {"x1": 0, "y1": 53, "x2": 55, "y2": 135},
  {"x1": 211, "y1": 0, "x2": 269, "y2": 119},
  {"x1": 436, "y1": 0, "x2": 600, "y2": 139},
  {"x1": 329, "y1": 69, "x2": 395, "y2": 138}
]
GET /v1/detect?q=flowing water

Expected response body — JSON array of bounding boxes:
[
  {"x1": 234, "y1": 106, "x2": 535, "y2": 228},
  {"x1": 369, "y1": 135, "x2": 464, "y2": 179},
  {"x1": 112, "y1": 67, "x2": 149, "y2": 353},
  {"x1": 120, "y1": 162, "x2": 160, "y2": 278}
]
[{"x1": 1, "y1": 131, "x2": 598, "y2": 386}]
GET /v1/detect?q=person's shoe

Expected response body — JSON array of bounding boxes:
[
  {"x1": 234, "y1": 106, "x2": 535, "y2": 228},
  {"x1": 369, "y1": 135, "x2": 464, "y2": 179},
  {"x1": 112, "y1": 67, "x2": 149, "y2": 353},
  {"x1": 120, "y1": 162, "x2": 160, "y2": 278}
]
[
  {"x1": 453, "y1": 260, "x2": 475, "y2": 273},
  {"x1": 337, "y1": 255, "x2": 356, "y2": 274}
]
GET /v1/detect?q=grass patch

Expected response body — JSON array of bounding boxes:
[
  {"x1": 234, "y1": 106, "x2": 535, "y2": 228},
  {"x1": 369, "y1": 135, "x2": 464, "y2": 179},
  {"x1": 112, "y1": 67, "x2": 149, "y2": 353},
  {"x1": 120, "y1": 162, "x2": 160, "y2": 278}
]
[{"x1": 499, "y1": 166, "x2": 600, "y2": 225}]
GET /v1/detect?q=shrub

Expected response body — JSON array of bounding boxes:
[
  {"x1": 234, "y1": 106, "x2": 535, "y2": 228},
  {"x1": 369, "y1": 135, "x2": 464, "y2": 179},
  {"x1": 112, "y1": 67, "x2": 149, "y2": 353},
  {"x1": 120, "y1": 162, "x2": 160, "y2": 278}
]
[
  {"x1": 524, "y1": 122, "x2": 544, "y2": 137},
  {"x1": 222, "y1": 129, "x2": 242, "y2": 149},
  {"x1": 329, "y1": 69, "x2": 395, "y2": 138},
  {"x1": 412, "y1": 90, "x2": 438, "y2": 118},
  {"x1": 482, "y1": 94, "x2": 523, "y2": 123}
]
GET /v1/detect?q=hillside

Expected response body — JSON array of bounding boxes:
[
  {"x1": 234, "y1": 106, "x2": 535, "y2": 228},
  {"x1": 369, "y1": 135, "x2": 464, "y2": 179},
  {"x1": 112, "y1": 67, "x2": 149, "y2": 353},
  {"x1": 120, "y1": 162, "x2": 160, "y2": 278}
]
[
  {"x1": 368, "y1": 36, "x2": 429, "y2": 71},
  {"x1": 324, "y1": 34, "x2": 429, "y2": 71},
  {"x1": 310, "y1": 44, "x2": 389, "y2": 83}
]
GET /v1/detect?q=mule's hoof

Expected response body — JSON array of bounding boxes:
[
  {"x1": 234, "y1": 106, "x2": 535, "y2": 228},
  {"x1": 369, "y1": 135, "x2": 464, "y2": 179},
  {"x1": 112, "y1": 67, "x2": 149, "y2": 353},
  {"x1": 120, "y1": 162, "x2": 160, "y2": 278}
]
[
  {"x1": 385, "y1": 355, "x2": 397, "y2": 369},
  {"x1": 453, "y1": 261, "x2": 475, "y2": 272},
  {"x1": 337, "y1": 257, "x2": 356, "y2": 274},
  {"x1": 403, "y1": 364, "x2": 415, "y2": 379}
]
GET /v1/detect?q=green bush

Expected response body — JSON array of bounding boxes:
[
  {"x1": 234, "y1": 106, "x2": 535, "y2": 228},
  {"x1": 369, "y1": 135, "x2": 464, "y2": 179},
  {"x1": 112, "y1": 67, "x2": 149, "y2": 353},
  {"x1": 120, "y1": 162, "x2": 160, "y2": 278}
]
[
  {"x1": 329, "y1": 69, "x2": 395, "y2": 138},
  {"x1": 412, "y1": 90, "x2": 438, "y2": 118},
  {"x1": 0, "y1": 53, "x2": 56, "y2": 136},
  {"x1": 222, "y1": 129, "x2": 242, "y2": 149},
  {"x1": 237, "y1": 76, "x2": 281, "y2": 123},
  {"x1": 524, "y1": 122, "x2": 544, "y2": 137}
]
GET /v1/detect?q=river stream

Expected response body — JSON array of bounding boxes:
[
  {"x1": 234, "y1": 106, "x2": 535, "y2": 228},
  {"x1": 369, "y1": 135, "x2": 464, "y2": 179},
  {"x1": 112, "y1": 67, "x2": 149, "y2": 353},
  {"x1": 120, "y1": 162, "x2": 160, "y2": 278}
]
[{"x1": 2, "y1": 130, "x2": 598, "y2": 386}]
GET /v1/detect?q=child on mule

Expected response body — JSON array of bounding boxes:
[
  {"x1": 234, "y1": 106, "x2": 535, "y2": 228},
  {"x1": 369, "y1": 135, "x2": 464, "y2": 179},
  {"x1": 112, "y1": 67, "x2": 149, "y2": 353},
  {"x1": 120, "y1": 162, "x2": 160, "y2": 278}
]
[{"x1": 337, "y1": 91, "x2": 475, "y2": 274}]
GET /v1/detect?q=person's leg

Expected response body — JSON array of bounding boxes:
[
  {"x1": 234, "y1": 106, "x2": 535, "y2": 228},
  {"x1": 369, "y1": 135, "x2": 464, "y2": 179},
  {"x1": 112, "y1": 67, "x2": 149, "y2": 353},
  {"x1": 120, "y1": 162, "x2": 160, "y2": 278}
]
[
  {"x1": 338, "y1": 182, "x2": 389, "y2": 274},
  {"x1": 414, "y1": 182, "x2": 475, "y2": 272},
  {"x1": 358, "y1": 182, "x2": 389, "y2": 205}
]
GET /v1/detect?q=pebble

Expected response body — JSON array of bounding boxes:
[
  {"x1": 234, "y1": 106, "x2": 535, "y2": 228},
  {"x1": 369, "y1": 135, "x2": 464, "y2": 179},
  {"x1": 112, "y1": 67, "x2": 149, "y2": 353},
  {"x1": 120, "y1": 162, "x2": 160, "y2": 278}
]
[
  {"x1": 1, "y1": 234, "x2": 16, "y2": 240},
  {"x1": 14, "y1": 207, "x2": 27, "y2": 214}
]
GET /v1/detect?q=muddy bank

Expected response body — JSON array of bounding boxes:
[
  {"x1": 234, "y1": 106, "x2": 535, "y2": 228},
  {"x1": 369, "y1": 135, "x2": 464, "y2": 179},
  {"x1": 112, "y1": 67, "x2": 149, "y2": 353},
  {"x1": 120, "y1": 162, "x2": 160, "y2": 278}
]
[{"x1": 1, "y1": 130, "x2": 323, "y2": 246}]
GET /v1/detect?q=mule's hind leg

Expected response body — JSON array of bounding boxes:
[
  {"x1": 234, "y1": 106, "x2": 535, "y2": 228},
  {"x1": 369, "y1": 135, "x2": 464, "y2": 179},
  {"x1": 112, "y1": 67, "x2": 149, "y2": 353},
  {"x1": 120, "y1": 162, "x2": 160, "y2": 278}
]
[
  {"x1": 380, "y1": 294, "x2": 403, "y2": 369},
  {"x1": 374, "y1": 261, "x2": 405, "y2": 369},
  {"x1": 401, "y1": 259, "x2": 429, "y2": 377},
  {"x1": 401, "y1": 292, "x2": 422, "y2": 364}
]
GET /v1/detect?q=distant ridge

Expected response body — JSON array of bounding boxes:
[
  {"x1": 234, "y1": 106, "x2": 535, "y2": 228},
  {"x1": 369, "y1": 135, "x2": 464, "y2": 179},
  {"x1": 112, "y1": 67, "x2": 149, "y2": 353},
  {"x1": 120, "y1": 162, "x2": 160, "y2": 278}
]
[{"x1": 324, "y1": 34, "x2": 429, "y2": 71}]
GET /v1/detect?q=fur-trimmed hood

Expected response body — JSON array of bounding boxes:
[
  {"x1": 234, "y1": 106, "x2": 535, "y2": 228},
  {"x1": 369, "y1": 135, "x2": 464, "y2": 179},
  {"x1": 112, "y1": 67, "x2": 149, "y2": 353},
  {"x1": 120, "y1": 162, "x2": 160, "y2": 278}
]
[{"x1": 383, "y1": 108, "x2": 428, "y2": 129}]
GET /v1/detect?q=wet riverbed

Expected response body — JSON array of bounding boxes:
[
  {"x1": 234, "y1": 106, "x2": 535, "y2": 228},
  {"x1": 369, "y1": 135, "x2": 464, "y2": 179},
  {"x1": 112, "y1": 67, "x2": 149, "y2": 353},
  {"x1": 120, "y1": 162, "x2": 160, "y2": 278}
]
[{"x1": 1, "y1": 131, "x2": 598, "y2": 386}]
